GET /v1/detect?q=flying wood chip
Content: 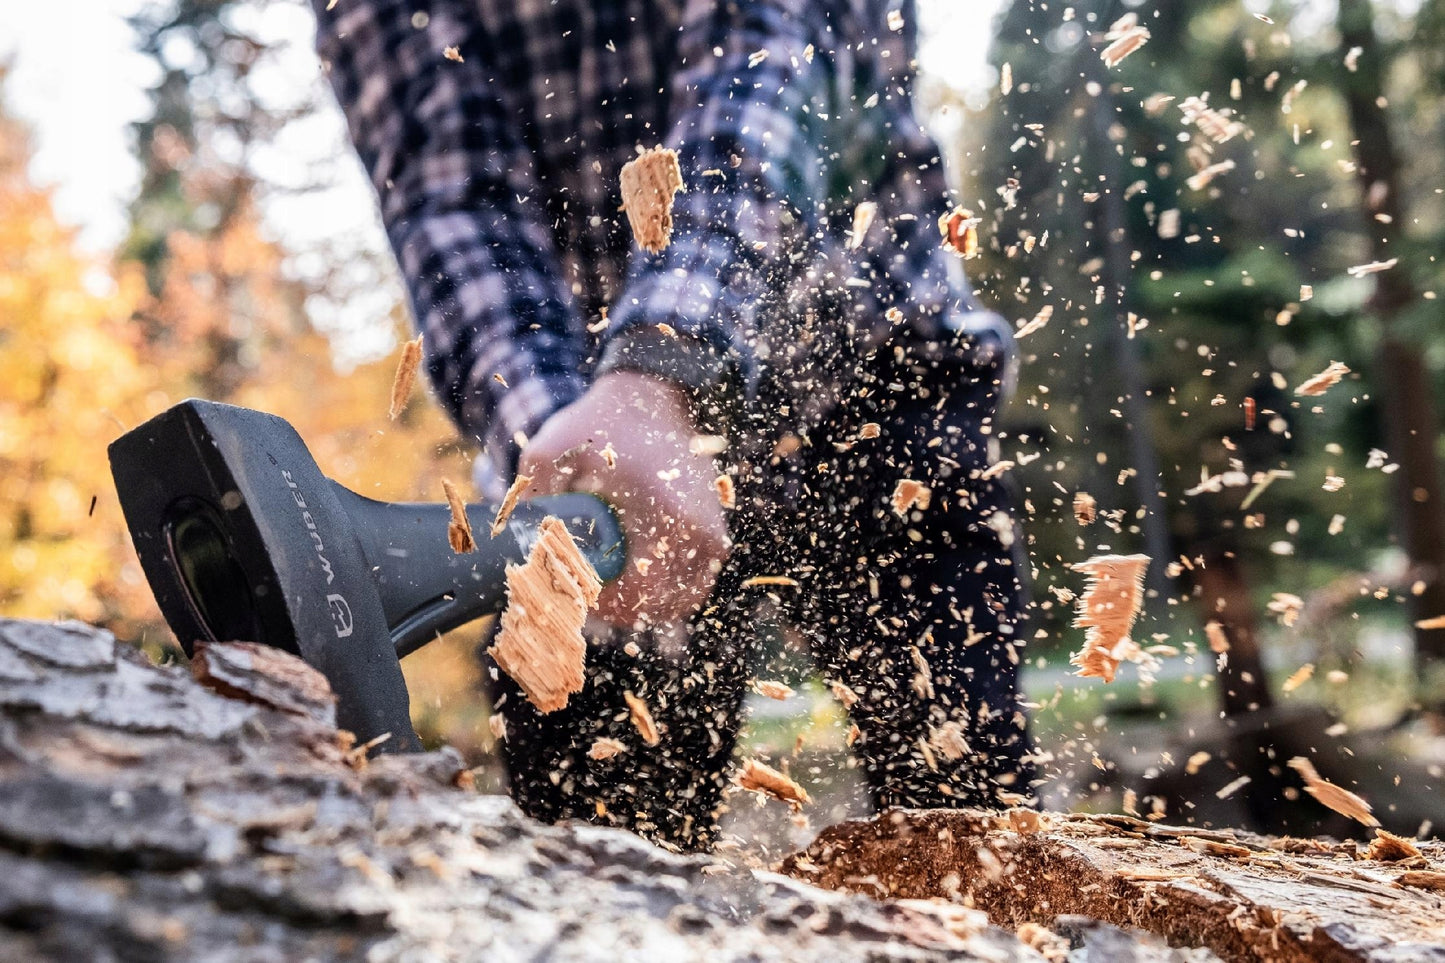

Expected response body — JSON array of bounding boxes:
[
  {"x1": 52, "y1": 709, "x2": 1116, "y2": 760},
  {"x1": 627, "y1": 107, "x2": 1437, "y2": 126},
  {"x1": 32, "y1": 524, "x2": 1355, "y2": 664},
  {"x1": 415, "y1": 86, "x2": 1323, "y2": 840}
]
[
  {"x1": 736, "y1": 758, "x2": 810, "y2": 809},
  {"x1": 938, "y1": 207, "x2": 980, "y2": 259},
  {"x1": 1288, "y1": 756, "x2": 1379, "y2": 827},
  {"x1": 619, "y1": 146, "x2": 684, "y2": 253},
  {"x1": 441, "y1": 479, "x2": 476, "y2": 553},
  {"x1": 891, "y1": 479, "x2": 931, "y2": 516},
  {"x1": 1101, "y1": 23, "x2": 1150, "y2": 68},
  {"x1": 1073, "y1": 491, "x2": 1097, "y2": 525},
  {"x1": 388, "y1": 335, "x2": 424, "y2": 420},
  {"x1": 490, "y1": 474, "x2": 532, "y2": 538},
  {"x1": 588, "y1": 737, "x2": 627, "y2": 761},
  {"x1": 1295, "y1": 361, "x2": 1350, "y2": 397},
  {"x1": 624, "y1": 691, "x2": 661, "y2": 745},
  {"x1": 1070, "y1": 554, "x2": 1150, "y2": 683},
  {"x1": 489, "y1": 517, "x2": 602, "y2": 713}
]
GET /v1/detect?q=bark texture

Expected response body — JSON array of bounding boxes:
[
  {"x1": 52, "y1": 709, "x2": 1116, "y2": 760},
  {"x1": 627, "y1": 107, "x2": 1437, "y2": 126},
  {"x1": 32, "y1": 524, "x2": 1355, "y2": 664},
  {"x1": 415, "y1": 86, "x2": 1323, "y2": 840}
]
[
  {"x1": 0, "y1": 617, "x2": 1046, "y2": 962},
  {"x1": 785, "y1": 809, "x2": 1445, "y2": 963}
]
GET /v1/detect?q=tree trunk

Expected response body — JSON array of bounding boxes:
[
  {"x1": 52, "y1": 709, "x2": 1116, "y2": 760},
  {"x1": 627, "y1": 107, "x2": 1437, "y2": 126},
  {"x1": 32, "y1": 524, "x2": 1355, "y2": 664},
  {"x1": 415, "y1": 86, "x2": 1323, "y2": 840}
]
[{"x1": 1337, "y1": 0, "x2": 1445, "y2": 682}]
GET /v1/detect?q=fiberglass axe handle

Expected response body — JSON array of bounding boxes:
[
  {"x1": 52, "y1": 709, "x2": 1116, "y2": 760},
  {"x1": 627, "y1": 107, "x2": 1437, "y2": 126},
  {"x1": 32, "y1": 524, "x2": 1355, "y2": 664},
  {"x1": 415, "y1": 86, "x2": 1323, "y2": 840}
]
[{"x1": 333, "y1": 487, "x2": 627, "y2": 658}]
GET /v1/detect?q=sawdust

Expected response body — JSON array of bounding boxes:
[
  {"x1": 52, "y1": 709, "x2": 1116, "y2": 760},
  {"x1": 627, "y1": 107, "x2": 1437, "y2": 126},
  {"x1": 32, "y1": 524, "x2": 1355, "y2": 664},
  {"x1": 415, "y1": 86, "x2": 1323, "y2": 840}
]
[
  {"x1": 489, "y1": 517, "x2": 602, "y2": 712},
  {"x1": 619, "y1": 146, "x2": 684, "y2": 253},
  {"x1": 1069, "y1": 554, "x2": 1150, "y2": 682},
  {"x1": 441, "y1": 479, "x2": 476, "y2": 553},
  {"x1": 490, "y1": 474, "x2": 532, "y2": 538}
]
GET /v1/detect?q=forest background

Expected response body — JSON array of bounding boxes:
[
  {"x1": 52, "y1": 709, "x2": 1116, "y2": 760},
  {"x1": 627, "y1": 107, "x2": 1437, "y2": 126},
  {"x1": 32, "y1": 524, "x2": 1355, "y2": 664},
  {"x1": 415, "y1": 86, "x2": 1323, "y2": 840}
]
[{"x1": 2, "y1": 0, "x2": 1442, "y2": 839}]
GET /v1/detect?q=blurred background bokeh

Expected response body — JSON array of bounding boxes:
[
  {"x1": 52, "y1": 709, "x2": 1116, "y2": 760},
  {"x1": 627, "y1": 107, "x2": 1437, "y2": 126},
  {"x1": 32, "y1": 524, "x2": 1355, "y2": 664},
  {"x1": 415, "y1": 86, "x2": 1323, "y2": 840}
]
[{"x1": 2, "y1": 0, "x2": 1443, "y2": 859}]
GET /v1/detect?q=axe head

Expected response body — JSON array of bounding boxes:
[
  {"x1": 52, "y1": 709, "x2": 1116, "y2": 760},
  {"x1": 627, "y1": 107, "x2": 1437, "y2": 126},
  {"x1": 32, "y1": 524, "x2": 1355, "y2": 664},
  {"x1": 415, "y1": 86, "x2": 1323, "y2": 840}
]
[{"x1": 108, "y1": 399, "x2": 418, "y2": 749}]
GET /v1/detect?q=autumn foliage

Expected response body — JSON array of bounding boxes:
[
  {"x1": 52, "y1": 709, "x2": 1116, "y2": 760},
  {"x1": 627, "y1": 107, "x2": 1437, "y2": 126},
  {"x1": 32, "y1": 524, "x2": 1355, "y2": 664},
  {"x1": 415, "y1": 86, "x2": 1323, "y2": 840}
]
[{"x1": 0, "y1": 99, "x2": 460, "y2": 645}]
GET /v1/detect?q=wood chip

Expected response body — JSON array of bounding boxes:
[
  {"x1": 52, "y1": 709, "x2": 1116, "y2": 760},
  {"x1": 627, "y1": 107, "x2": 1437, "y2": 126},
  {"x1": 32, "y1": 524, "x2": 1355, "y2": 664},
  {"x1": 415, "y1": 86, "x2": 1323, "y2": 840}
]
[
  {"x1": 1295, "y1": 361, "x2": 1350, "y2": 397},
  {"x1": 488, "y1": 712, "x2": 506, "y2": 741},
  {"x1": 1185, "y1": 751, "x2": 1211, "y2": 775},
  {"x1": 858, "y1": 423, "x2": 881, "y2": 439},
  {"x1": 588, "y1": 737, "x2": 627, "y2": 761},
  {"x1": 1072, "y1": 491, "x2": 1097, "y2": 525},
  {"x1": 938, "y1": 207, "x2": 980, "y2": 259},
  {"x1": 929, "y1": 720, "x2": 970, "y2": 761},
  {"x1": 741, "y1": 575, "x2": 800, "y2": 590},
  {"x1": 1216, "y1": 775, "x2": 1251, "y2": 799},
  {"x1": 1413, "y1": 615, "x2": 1445, "y2": 630},
  {"x1": 891, "y1": 479, "x2": 931, "y2": 516},
  {"x1": 1101, "y1": 23, "x2": 1150, "y2": 68},
  {"x1": 1347, "y1": 258, "x2": 1398, "y2": 278},
  {"x1": 1070, "y1": 554, "x2": 1150, "y2": 682},
  {"x1": 442, "y1": 45, "x2": 463, "y2": 62},
  {"x1": 388, "y1": 335, "x2": 424, "y2": 420},
  {"x1": 1288, "y1": 756, "x2": 1378, "y2": 827},
  {"x1": 625, "y1": 691, "x2": 660, "y2": 745},
  {"x1": 848, "y1": 201, "x2": 877, "y2": 251},
  {"x1": 1016, "y1": 304, "x2": 1053, "y2": 339},
  {"x1": 754, "y1": 680, "x2": 794, "y2": 700},
  {"x1": 736, "y1": 758, "x2": 810, "y2": 809},
  {"x1": 489, "y1": 517, "x2": 602, "y2": 712},
  {"x1": 489, "y1": 474, "x2": 532, "y2": 538},
  {"x1": 619, "y1": 146, "x2": 684, "y2": 253},
  {"x1": 441, "y1": 479, "x2": 476, "y2": 553},
  {"x1": 1204, "y1": 620, "x2": 1230, "y2": 654},
  {"x1": 1281, "y1": 662, "x2": 1314, "y2": 693},
  {"x1": 1185, "y1": 159, "x2": 1236, "y2": 191},
  {"x1": 715, "y1": 474, "x2": 736, "y2": 510},
  {"x1": 1397, "y1": 870, "x2": 1445, "y2": 891},
  {"x1": 830, "y1": 680, "x2": 859, "y2": 708},
  {"x1": 1367, "y1": 828, "x2": 1422, "y2": 862}
]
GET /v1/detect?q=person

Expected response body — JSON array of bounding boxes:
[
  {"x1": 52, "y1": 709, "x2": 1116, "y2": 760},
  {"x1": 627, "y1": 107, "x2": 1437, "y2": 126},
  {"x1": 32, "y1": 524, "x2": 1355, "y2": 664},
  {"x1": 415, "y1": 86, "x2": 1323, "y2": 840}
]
[{"x1": 311, "y1": 0, "x2": 1034, "y2": 851}]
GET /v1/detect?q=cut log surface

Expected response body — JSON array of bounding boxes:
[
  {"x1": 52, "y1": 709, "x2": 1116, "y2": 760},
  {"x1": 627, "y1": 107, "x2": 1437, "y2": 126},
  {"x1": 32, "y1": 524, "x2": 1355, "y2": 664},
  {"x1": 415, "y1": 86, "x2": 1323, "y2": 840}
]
[
  {"x1": 784, "y1": 809, "x2": 1445, "y2": 963},
  {"x1": 0, "y1": 618, "x2": 1047, "y2": 961}
]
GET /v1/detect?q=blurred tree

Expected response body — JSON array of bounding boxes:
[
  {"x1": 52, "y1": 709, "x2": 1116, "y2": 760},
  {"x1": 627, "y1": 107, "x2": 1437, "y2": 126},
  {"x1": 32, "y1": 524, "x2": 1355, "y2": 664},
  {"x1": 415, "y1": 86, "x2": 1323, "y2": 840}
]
[
  {"x1": 0, "y1": 73, "x2": 154, "y2": 626},
  {"x1": 1335, "y1": 0, "x2": 1445, "y2": 690}
]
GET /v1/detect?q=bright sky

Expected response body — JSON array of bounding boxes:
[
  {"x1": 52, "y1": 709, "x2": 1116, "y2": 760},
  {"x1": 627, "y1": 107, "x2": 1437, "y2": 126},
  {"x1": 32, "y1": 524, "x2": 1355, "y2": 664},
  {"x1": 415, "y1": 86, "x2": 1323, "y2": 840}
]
[{"x1": 0, "y1": 0, "x2": 1005, "y2": 255}]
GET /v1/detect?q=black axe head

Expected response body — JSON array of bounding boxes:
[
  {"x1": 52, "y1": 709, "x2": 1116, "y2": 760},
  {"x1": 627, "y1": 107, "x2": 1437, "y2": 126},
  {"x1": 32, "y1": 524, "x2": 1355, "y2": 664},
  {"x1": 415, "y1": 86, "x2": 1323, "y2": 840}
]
[{"x1": 108, "y1": 399, "x2": 624, "y2": 751}]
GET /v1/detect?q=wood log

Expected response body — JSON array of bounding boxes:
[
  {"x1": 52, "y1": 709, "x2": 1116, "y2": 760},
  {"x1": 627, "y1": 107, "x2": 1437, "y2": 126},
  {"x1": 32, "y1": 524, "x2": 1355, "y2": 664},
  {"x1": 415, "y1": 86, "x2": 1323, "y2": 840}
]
[
  {"x1": 784, "y1": 809, "x2": 1445, "y2": 963},
  {"x1": 0, "y1": 618, "x2": 1047, "y2": 961}
]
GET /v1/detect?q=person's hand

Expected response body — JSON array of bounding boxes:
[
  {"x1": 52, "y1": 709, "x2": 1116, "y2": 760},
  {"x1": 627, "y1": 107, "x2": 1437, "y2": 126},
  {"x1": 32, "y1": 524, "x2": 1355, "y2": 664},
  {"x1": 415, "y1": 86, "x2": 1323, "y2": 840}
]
[{"x1": 518, "y1": 371, "x2": 730, "y2": 629}]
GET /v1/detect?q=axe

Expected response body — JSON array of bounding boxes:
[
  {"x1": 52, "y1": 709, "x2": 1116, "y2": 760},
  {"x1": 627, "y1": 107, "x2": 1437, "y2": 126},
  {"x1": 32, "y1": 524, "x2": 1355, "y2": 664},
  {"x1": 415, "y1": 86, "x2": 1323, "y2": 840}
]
[{"x1": 109, "y1": 400, "x2": 625, "y2": 752}]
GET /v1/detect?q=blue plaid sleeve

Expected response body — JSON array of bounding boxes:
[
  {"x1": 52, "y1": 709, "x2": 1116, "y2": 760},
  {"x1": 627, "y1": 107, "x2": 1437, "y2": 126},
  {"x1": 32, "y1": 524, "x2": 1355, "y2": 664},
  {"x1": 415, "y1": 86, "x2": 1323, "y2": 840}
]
[
  {"x1": 311, "y1": 0, "x2": 587, "y2": 488},
  {"x1": 602, "y1": 0, "x2": 1009, "y2": 433}
]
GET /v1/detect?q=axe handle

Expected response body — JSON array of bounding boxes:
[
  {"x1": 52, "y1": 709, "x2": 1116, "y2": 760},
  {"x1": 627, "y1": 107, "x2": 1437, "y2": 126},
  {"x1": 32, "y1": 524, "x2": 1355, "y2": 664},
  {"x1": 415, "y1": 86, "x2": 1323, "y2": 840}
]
[{"x1": 333, "y1": 487, "x2": 625, "y2": 659}]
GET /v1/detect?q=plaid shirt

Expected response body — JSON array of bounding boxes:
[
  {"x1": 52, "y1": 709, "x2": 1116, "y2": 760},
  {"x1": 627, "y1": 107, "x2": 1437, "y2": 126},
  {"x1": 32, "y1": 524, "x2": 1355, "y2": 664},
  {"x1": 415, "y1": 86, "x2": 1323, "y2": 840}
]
[{"x1": 312, "y1": 0, "x2": 1012, "y2": 498}]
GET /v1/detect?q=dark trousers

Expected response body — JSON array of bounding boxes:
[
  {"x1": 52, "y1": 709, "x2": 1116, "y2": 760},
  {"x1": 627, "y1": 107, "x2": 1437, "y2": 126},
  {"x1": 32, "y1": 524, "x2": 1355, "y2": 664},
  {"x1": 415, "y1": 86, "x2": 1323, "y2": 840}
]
[{"x1": 485, "y1": 334, "x2": 1035, "y2": 851}]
